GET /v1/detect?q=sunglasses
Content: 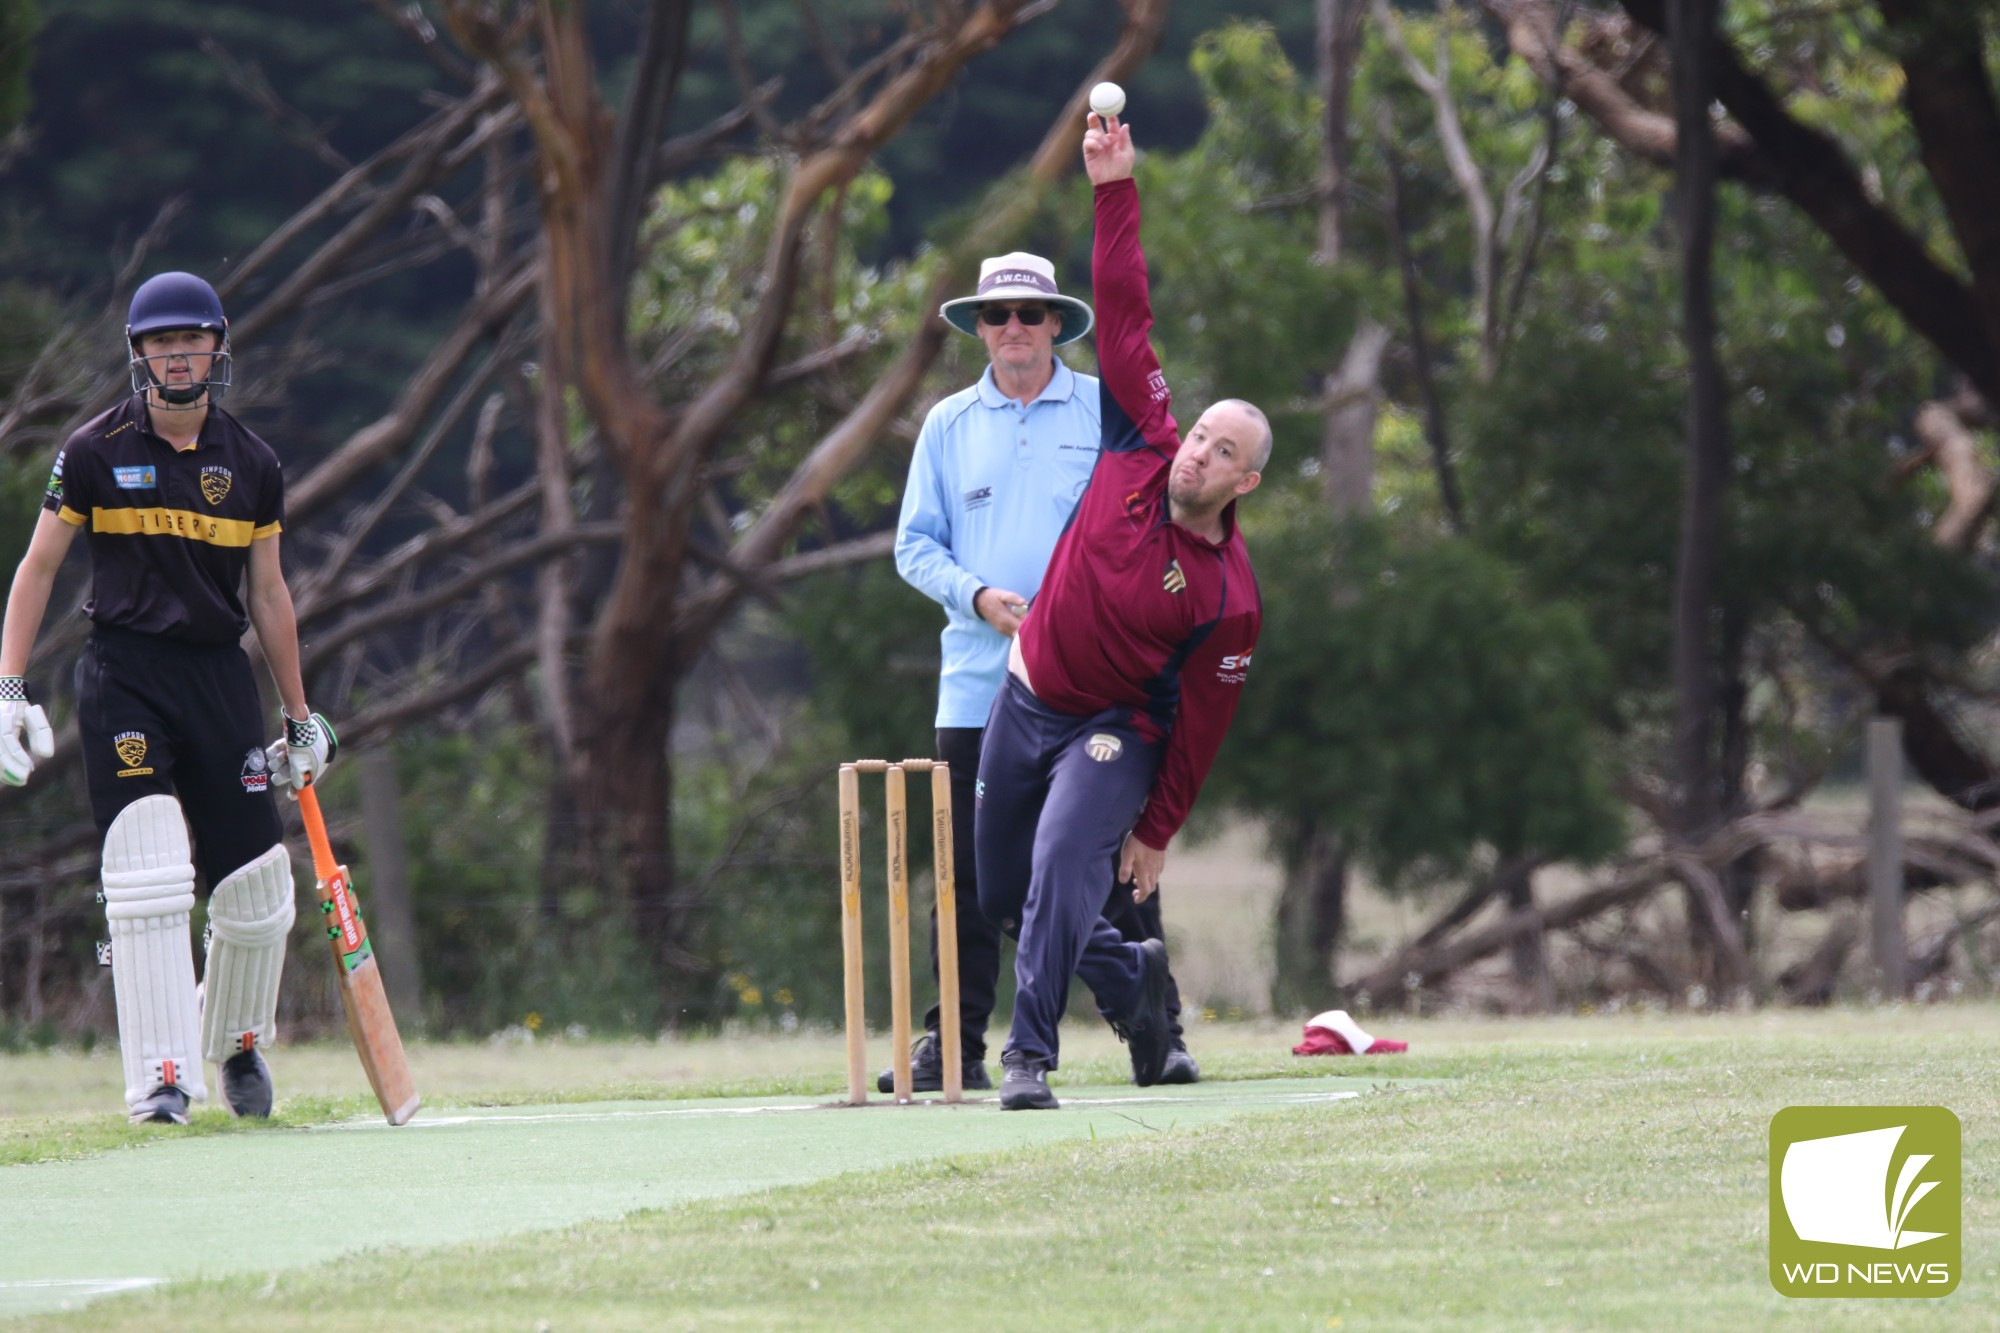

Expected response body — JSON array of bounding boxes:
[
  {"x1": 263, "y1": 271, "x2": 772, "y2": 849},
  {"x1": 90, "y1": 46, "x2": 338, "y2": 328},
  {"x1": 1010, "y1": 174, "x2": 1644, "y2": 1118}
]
[{"x1": 980, "y1": 305, "x2": 1051, "y2": 326}]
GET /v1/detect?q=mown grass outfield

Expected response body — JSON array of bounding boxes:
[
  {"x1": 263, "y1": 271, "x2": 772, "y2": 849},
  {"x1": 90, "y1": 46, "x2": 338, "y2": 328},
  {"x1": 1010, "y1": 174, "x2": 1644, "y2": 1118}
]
[{"x1": 2, "y1": 1006, "x2": 1994, "y2": 1330}]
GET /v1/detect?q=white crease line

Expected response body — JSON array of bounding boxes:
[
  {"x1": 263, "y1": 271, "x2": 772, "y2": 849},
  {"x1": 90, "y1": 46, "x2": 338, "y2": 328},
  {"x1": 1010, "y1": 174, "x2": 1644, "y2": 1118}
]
[
  {"x1": 319, "y1": 1088, "x2": 1361, "y2": 1130},
  {"x1": 319, "y1": 1103, "x2": 826, "y2": 1130},
  {"x1": 0, "y1": 1277, "x2": 165, "y2": 1294},
  {"x1": 1061, "y1": 1091, "x2": 1361, "y2": 1107}
]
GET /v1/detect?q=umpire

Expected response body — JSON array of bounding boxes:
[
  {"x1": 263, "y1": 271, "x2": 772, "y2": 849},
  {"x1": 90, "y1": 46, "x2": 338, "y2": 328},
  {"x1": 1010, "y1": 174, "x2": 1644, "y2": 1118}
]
[
  {"x1": 0, "y1": 273, "x2": 336, "y2": 1123},
  {"x1": 889, "y1": 252, "x2": 1198, "y2": 1093}
]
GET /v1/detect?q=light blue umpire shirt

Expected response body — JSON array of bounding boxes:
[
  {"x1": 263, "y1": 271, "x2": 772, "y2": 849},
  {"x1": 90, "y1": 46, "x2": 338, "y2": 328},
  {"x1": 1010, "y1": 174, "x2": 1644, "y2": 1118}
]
[{"x1": 895, "y1": 359, "x2": 1102, "y2": 728}]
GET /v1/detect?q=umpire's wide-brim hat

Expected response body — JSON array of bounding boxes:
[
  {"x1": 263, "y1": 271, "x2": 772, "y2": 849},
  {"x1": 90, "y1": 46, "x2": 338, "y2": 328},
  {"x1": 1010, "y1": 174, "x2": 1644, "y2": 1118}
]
[{"x1": 940, "y1": 252, "x2": 1094, "y2": 346}]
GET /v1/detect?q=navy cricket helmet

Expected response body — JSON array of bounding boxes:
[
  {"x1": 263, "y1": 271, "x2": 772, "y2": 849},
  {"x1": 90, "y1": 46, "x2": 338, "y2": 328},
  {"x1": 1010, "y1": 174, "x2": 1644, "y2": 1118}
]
[{"x1": 127, "y1": 272, "x2": 232, "y2": 407}]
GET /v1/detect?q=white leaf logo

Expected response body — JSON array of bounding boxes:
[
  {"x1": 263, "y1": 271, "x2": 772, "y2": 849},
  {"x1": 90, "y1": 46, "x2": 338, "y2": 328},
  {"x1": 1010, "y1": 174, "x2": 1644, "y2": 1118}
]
[{"x1": 1781, "y1": 1126, "x2": 1947, "y2": 1250}]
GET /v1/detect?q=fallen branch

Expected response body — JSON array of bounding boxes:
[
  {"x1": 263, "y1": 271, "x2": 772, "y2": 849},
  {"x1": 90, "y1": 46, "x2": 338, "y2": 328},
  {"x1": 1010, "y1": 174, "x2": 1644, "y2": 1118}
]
[
  {"x1": 1778, "y1": 913, "x2": 1858, "y2": 1005},
  {"x1": 1351, "y1": 814, "x2": 1817, "y2": 1005}
]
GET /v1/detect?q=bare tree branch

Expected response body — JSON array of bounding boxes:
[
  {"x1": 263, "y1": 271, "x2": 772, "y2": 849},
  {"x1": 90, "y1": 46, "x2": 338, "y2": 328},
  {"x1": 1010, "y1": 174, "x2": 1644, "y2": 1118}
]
[
  {"x1": 1873, "y1": 0, "x2": 2000, "y2": 398},
  {"x1": 304, "y1": 327, "x2": 527, "y2": 601},
  {"x1": 300, "y1": 481, "x2": 541, "y2": 627},
  {"x1": 1910, "y1": 397, "x2": 1997, "y2": 552},
  {"x1": 304, "y1": 522, "x2": 622, "y2": 669},
  {"x1": 1500, "y1": 40, "x2": 1567, "y2": 350},
  {"x1": 216, "y1": 91, "x2": 493, "y2": 302},
  {"x1": 654, "y1": 93, "x2": 774, "y2": 178},
  {"x1": 796, "y1": 0, "x2": 853, "y2": 83},
  {"x1": 766, "y1": 328, "x2": 880, "y2": 389},
  {"x1": 1317, "y1": 0, "x2": 1367, "y2": 262},
  {"x1": 1480, "y1": 0, "x2": 1762, "y2": 174},
  {"x1": 230, "y1": 87, "x2": 506, "y2": 348},
  {"x1": 610, "y1": 0, "x2": 695, "y2": 287},
  {"x1": 198, "y1": 36, "x2": 353, "y2": 173},
  {"x1": 288, "y1": 261, "x2": 537, "y2": 522},
  {"x1": 531, "y1": 334, "x2": 581, "y2": 766},
  {"x1": 365, "y1": 0, "x2": 477, "y2": 84},
  {"x1": 1380, "y1": 109, "x2": 1465, "y2": 533},
  {"x1": 1375, "y1": 0, "x2": 1501, "y2": 376},
  {"x1": 339, "y1": 639, "x2": 545, "y2": 747},
  {"x1": 1479, "y1": 0, "x2": 2000, "y2": 413},
  {"x1": 1320, "y1": 321, "x2": 1391, "y2": 512},
  {"x1": 716, "y1": 0, "x2": 789, "y2": 142}
]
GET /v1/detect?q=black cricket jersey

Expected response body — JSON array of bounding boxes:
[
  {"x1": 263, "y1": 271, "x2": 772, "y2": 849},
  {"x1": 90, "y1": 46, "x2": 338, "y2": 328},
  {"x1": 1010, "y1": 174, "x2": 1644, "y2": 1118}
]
[{"x1": 42, "y1": 396, "x2": 284, "y2": 645}]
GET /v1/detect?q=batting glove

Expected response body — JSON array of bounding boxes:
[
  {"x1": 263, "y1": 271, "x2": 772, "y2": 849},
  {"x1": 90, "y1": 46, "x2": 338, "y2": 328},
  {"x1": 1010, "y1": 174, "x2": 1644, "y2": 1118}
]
[
  {"x1": 0, "y1": 678, "x2": 54, "y2": 788},
  {"x1": 265, "y1": 711, "x2": 339, "y2": 795}
]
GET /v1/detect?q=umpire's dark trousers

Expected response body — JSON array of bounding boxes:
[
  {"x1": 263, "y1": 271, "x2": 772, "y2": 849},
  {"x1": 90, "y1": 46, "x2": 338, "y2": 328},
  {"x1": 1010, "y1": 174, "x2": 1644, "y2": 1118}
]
[{"x1": 920, "y1": 726, "x2": 1004, "y2": 1059}]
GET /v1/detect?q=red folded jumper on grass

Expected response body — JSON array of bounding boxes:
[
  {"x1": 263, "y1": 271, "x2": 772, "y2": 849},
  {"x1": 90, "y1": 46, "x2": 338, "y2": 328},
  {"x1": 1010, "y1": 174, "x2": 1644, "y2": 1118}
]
[{"x1": 1292, "y1": 1009, "x2": 1407, "y2": 1056}]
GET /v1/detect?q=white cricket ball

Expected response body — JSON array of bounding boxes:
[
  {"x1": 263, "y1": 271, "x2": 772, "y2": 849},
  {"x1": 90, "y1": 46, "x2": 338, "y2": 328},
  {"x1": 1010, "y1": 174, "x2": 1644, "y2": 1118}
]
[{"x1": 1090, "y1": 81, "x2": 1126, "y2": 119}]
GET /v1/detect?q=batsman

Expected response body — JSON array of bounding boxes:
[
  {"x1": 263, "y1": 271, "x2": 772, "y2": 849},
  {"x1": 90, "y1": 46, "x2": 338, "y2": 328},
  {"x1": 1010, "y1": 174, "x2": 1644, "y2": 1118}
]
[
  {"x1": 979, "y1": 110, "x2": 1268, "y2": 1110},
  {"x1": 0, "y1": 273, "x2": 336, "y2": 1124}
]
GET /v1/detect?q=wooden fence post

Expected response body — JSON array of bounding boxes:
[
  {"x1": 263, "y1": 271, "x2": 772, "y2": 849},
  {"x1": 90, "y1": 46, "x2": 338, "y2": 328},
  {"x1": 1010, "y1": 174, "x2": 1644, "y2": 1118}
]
[
  {"x1": 1867, "y1": 717, "x2": 1906, "y2": 997},
  {"x1": 358, "y1": 747, "x2": 425, "y2": 1023}
]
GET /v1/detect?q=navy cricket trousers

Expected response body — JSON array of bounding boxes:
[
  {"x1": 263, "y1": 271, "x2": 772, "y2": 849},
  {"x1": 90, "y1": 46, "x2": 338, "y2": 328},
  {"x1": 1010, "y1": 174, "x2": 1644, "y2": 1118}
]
[{"x1": 976, "y1": 673, "x2": 1160, "y2": 1068}]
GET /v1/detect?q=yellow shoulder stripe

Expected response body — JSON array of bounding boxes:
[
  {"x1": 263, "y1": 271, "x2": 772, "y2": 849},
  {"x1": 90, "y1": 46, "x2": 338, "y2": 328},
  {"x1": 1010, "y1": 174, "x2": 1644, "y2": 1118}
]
[
  {"x1": 252, "y1": 521, "x2": 282, "y2": 540},
  {"x1": 91, "y1": 506, "x2": 257, "y2": 548},
  {"x1": 57, "y1": 506, "x2": 88, "y2": 527}
]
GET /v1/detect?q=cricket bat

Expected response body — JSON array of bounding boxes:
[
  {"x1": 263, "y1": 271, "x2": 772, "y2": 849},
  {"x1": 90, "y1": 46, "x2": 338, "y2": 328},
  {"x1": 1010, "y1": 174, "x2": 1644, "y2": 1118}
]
[{"x1": 296, "y1": 780, "x2": 421, "y2": 1125}]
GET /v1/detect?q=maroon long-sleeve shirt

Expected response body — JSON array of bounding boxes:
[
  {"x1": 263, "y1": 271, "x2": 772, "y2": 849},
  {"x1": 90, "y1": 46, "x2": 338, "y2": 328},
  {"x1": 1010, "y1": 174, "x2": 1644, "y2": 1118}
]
[{"x1": 1018, "y1": 177, "x2": 1263, "y2": 850}]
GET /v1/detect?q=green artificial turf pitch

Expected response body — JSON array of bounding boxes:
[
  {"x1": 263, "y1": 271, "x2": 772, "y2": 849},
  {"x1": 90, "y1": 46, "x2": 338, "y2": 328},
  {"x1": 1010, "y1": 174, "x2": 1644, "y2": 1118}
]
[{"x1": 0, "y1": 1076, "x2": 1379, "y2": 1319}]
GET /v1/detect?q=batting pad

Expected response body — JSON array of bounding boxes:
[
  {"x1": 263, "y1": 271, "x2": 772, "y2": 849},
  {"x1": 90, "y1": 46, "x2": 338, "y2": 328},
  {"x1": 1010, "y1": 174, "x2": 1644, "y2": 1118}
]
[
  {"x1": 201, "y1": 843, "x2": 296, "y2": 1064},
  {"x1": 102, "y1": 796, "x2": 208, "y2": 1107}
]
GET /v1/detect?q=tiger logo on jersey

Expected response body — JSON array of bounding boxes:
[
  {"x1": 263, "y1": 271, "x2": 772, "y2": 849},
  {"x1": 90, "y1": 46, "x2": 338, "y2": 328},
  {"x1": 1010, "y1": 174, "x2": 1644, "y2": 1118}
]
[
  {"x1": 200, "y1": 466, "x2": 233, "y2": 505},
  {"x1": 1162, "y1": 559, "x2": 1187, "y2": 595},
  {"x1": 114, "y1": 732, "x2": 154, "y2": 777}
]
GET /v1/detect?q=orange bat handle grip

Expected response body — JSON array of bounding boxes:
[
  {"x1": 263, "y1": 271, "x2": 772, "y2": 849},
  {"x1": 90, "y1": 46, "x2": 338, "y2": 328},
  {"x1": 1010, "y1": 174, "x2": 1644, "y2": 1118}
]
[{"x1": 295, "y1": 781, "x2": 339, "y2": 883}]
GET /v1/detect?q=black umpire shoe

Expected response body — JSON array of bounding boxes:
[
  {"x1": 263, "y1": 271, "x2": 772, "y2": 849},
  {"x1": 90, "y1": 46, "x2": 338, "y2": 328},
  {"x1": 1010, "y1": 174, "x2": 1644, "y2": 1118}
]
[
  {"x1": 998, "y1": 1051, "x2": 1058, "y2": 1110},
  {"x1": 221, "y1": 1047, "x2": 275, "y2": 1118},
  {"x1": 129, "y1": 1084, "x2": 191, "y2": 1126},
  {"x1": 876, "y1": 1033, "x2": 992, "y2": 1094},
  {"x1": 1112, "y1": 938, "x2": 1174, "y2": 1088}
]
